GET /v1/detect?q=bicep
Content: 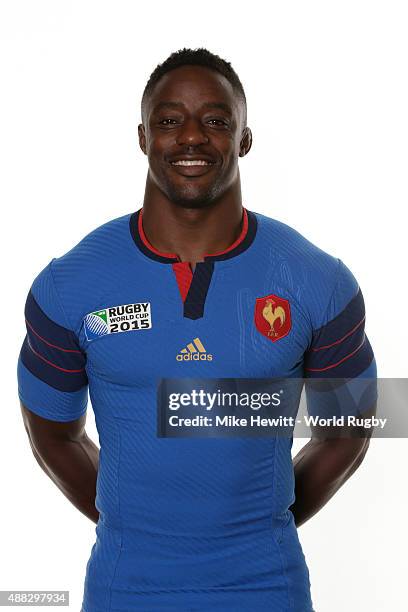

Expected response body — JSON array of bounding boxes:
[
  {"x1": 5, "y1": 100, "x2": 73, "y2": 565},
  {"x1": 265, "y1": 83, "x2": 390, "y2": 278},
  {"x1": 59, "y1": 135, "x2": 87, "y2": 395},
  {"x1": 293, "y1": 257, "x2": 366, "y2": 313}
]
[
  {"x1": 303, "y1": 260, "x2": 377, "y2": 430},
  {"x1": 17, "y1": 264, "x2": 89, "y2": 424}
]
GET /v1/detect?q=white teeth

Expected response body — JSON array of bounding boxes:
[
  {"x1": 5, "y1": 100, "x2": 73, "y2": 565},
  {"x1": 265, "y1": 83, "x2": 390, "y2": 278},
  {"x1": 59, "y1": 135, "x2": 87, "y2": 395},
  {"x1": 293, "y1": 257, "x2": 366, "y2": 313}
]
[{"x1": 171, "y1": 160, "x2": 211, "y2": 166}]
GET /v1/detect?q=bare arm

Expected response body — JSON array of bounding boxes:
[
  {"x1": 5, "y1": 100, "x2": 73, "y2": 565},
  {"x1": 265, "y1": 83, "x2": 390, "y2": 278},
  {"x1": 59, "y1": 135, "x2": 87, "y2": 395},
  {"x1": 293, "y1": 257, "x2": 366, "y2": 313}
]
[
  {"x1": 20, "y1": 402, "x2": 100, "y2": 523},
  {"x1": 289, "y1": 435, "x2": 370, "y2": 527}
]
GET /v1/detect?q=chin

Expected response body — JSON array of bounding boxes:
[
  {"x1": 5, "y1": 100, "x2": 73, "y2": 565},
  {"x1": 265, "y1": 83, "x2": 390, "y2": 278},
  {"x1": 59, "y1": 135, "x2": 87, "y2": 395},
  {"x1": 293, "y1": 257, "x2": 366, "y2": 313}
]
[{"x1": 166, "y1": 189, "x2": 219, "y2": 210}]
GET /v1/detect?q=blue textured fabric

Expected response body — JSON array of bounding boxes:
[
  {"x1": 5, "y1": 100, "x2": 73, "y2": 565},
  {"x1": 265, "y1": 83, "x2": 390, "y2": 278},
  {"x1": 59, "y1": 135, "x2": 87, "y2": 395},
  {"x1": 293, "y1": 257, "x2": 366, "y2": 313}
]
[{"x1": 17, "y1": 208, "x2": 376, "y2": 611}]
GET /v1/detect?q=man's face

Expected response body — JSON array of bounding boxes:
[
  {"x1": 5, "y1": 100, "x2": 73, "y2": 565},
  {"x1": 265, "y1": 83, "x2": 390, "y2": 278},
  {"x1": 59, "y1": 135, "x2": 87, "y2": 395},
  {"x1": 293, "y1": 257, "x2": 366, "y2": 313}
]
[{"x1": 138, "y1": 65, "x2": 251, "y2": 209}]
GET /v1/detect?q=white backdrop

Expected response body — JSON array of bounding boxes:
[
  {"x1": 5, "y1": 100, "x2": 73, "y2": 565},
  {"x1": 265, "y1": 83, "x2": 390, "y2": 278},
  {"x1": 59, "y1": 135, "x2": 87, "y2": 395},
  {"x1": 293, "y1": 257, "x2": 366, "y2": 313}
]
[{"x1": 1, "y1": 1, "x2": 407, "y2": 610}]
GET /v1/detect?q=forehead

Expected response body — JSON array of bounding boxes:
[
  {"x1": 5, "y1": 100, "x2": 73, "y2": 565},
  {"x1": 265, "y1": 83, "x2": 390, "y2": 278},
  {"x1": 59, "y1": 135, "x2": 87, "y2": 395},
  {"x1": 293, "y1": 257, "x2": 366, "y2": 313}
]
[{"x1": 147, "y1": 65, "x2": 241, "y2": 116}]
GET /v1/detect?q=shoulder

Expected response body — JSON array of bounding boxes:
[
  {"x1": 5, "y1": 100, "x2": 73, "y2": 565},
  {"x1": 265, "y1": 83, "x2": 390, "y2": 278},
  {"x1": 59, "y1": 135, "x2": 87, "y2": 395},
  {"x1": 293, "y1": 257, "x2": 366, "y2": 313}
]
[
  {"x1": 30, "y1": 213, "x2": 134, "y2": 332},
  {"x1": 53, "y1": 213, "x2": 132, "y2": 268},
  {"x1": 252, "y1": 211, "x2": 360, "y2": 330}
]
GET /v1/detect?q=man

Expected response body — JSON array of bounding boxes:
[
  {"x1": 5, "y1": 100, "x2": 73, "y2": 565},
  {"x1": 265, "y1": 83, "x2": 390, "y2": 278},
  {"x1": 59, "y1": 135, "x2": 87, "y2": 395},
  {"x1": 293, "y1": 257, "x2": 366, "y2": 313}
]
[{"x1": 18, "y1": 48, "x2": 376, "y2": 611}]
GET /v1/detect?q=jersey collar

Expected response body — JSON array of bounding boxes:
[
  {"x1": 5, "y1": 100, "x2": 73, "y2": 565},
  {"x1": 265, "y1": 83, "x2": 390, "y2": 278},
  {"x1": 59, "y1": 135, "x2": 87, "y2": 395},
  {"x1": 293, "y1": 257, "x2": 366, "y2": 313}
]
[{"x1": 129, "y1": 207, "x2": 257, "y2": 264}]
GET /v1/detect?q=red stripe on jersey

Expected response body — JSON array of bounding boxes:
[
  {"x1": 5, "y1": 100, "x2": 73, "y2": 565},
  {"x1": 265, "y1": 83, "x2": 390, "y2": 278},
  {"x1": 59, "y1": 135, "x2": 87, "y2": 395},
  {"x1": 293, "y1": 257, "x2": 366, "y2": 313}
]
[
  {"x1": 26, "y1": 319, "x2": 83, "y2": 353},
  {"x1": 305, "y1": 337, "x2": 366, "y2": 372},
  {"x1": 27, "y1": 338, "x2": 85, "y2": 373},
  {"x1": 172, "y1": 262, "x2": 193, "y2": 302},
  {"x1": 310, "y1": 316, "x2": 366, "y2": 351}
]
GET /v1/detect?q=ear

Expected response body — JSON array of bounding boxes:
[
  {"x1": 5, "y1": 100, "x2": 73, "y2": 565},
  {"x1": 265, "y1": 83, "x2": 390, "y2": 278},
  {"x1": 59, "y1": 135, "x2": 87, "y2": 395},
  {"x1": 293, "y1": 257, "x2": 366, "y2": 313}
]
[
  {"x1": 138, "y1": 123, "x2": 147, "y2": 155},
  {"x1": 239, "y1": 127, "x2": 252, "y2": 157}
]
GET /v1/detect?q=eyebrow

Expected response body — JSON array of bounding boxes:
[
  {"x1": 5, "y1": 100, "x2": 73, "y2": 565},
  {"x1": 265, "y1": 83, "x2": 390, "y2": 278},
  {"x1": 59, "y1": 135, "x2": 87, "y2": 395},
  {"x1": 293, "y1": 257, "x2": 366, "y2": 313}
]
[
  {"x1": 202, "y1": 102, "x2": 233, "y2": 115},
  {"x1": 152, "y1": 101, "x2": 233, "y2": 115}
]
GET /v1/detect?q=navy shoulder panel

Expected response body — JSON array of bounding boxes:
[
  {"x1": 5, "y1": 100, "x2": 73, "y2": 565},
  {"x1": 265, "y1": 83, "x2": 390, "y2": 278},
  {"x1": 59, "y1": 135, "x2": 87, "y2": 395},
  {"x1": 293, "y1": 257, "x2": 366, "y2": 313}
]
[
  {"x1": 304, "y1": 284, "x2": 374, "y2": 378},
  {"x1": 20, "y1": 291, "x2": 87, "y2": 392}
]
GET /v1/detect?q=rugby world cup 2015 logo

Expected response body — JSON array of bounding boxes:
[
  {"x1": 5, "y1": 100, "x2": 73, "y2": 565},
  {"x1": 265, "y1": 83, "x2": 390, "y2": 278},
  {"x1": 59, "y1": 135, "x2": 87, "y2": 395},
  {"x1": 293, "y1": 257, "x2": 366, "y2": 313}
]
[
  {"x1": 84, "y1": 303, "x2": 152, "y2": 341},
  {"x1": 84, "y1": 310, "x2": 109, "y2": 340}
]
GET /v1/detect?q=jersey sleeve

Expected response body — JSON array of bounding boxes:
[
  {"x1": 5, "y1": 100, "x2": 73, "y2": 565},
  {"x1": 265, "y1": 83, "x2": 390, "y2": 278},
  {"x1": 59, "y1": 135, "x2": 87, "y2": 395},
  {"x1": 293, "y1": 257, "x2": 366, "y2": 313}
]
[
  {"x1": 17, "y1": 260, "x2": 88, "y2": 422},
  {"x1": 303, "y1": 259, "x2": 377, "y2": 419}
]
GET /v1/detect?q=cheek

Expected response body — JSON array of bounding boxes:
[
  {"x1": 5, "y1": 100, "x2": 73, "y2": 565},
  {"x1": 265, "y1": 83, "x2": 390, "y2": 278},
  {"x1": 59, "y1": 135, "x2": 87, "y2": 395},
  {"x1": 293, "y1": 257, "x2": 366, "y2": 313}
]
[
  {"x1": 146, "y1": 131, "x2": 172, "y2": 156},
  {"x1": 221, "y1": 147, "x2": 240, "y2": 171},
  {"x1": 146, "y1": 147, "x2": 168, "y2": 174},
  {"x1": 216, "y1": 134, "x2": 240, "y2": 160}
]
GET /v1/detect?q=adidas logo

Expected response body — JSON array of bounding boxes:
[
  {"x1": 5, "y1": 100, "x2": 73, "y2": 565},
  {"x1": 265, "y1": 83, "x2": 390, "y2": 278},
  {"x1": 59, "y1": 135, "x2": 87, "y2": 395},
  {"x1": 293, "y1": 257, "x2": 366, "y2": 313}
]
[{"x1": 176, "y1": 337, "x2": 213, "y2": 362}]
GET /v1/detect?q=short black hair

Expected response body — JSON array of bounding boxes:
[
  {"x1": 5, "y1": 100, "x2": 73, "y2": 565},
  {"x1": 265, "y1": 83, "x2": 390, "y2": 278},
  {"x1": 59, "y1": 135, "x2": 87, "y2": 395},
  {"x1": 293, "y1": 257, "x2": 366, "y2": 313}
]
[{"x1": 141, "y1": 47, "x2": 247, "y2": 124}]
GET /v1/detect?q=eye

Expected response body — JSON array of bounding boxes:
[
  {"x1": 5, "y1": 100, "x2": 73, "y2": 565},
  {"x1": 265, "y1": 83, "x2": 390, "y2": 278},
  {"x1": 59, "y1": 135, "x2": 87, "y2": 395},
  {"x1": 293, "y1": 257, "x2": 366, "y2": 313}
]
[
  {"x1": 207, "y1": 118, "x2": 229, "y2": 127},
  {"x1": 158, "y1": 118, "x2": 179, "y2": 125}
]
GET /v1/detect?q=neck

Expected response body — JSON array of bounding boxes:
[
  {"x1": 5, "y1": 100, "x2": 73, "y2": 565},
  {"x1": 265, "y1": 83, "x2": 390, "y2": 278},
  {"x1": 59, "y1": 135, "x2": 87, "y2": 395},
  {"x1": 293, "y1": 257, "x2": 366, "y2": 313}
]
[{"x1": 141, "y1": 175, "x2": 244, "y2": 265}]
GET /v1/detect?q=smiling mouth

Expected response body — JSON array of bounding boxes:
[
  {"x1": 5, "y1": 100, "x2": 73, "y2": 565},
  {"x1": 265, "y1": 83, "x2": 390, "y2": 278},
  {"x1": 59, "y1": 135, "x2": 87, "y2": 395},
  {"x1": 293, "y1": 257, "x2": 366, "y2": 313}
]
[
  {"x1": 168, "y1": 159, "x2": 217, "y2": 177},
  {"x1": 170, "y1": 160, "x2": 215, "y2": 166}
]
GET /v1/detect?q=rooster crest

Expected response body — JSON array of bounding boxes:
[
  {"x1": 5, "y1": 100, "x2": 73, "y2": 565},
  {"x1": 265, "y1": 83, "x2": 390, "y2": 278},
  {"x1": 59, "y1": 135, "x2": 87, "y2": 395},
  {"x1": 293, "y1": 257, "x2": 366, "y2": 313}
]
[{"x1": 262, "y1": 298, "x2": 286, "y2": 337}]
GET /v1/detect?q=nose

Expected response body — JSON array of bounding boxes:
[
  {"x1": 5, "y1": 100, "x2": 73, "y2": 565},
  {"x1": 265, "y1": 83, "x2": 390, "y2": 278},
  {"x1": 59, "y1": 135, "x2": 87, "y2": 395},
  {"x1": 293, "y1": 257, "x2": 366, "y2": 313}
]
[{"x1": 176, "y1": 118, "x2": 209, "y2": 146}]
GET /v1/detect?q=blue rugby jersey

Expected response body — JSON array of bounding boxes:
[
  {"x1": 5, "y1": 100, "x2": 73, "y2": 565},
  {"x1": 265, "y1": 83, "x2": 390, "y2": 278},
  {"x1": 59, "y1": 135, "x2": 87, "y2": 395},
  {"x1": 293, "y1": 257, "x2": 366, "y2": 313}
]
[{"x1": 17, "y1": 207, "x2": 376, "y2": 612}]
